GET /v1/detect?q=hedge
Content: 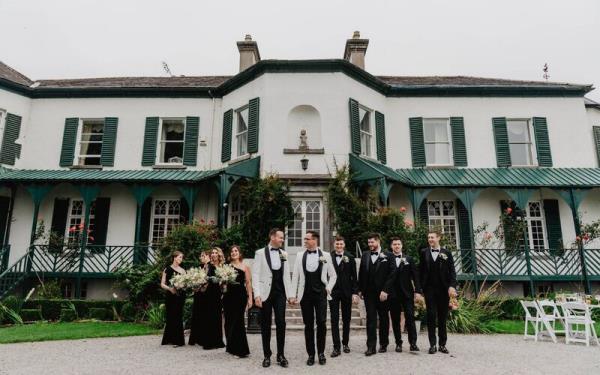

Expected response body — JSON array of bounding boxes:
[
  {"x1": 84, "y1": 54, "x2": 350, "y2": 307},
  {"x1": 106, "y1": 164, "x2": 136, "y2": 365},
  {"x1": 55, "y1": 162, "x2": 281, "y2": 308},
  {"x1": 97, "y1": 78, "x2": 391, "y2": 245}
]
[
  {"x1": 22, "y1": 299, "x2": 126, "y2": 321},
  {"x1": 20, "y1": 309, "x2": 43, "y2": 322},
  {"x1": 88, "y1": 307, "x2": 108, "y2": 321},
  {"x1": 60, "y1": 309, "x2": 77, "y2": 322}
]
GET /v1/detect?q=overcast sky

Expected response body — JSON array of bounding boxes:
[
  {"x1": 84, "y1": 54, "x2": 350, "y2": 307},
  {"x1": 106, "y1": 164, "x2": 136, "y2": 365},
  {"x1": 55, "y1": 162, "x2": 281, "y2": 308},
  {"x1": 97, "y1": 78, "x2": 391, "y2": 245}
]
[{"x1": 1, "y1": 0, "x2": 599, "y2": 100}]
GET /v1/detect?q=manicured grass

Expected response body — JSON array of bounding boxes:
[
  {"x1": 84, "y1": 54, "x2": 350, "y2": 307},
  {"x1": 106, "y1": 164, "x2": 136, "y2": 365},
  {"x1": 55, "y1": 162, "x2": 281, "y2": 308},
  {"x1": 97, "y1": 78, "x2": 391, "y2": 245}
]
[
  {"x1": 0, "y1": 322, "x2": 160, "y2": 344},
  {"x1": 485, "y1": 320, "x2": 600, "y2": 335}
]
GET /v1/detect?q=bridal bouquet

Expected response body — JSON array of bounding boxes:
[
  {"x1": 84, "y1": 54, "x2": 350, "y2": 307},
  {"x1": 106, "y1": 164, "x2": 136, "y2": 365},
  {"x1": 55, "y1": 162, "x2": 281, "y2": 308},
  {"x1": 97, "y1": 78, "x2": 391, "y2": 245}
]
[
  {"x1": 170, "y1": 273, "x2": 188, "y2": 291},
  {"x1": 213, "y1": 264, "x2": 239, "y2": 292},
  {"x1": 185, "y1": 267, "x2": 208, "y2": 290}
]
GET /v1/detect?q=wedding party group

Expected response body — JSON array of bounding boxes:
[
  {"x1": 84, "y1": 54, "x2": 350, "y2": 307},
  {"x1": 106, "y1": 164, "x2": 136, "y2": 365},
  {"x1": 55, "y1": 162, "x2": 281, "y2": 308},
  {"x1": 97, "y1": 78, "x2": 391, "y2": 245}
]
[{"x1": 159, "y1": 227, "x2": 458, "y2": 368}]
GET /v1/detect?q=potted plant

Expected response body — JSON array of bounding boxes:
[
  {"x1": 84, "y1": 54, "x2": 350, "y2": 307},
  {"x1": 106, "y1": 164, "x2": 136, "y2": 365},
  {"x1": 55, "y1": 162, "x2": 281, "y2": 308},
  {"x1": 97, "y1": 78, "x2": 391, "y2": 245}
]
[{"x1": 414, "y1": 297, "x2": 426, "y2": 332}]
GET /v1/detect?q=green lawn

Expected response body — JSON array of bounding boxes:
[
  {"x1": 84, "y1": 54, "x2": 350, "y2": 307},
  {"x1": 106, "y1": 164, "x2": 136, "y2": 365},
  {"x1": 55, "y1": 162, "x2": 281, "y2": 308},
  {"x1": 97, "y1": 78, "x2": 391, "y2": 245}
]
[
  {"x1": 0, "y1": 322, "x2": 160, "y2": 344},
  {"x1": 485, "y1": 320, "x2": 600, "y2": 335}
]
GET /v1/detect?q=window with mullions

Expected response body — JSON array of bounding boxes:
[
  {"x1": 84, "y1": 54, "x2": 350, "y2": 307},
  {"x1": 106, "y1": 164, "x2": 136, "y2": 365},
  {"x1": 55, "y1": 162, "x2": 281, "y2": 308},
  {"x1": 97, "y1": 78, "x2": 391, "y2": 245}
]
[
  {"x1": 423, "y1": 118, "x2": 453, "y2": 166},
  {"x1": 229, "y1": 192, "x2": 245, "y2": 226},
  {"x1": 159, "y1": 119, "x2": 185, "y2": 164},
  {"x1": 427, "y1": 200, "x2": 459, "y2": 248},
  {"x1": 235, "y1": 107, "x2": 249, "y2": 157},
  {"x1": 150, "y1": 199, "x2": 181, "y2": 244},
  {"x1": 507, "y1": 119, "x2": 536, "y2": 166},
  {"x1": 359, "y1": 106, "x2": 374, "y2": 158},
  {"x1": 65, "y1": 199, "x2": 96, "y2": 244},
  {"x1": 77, "y1": 119, "x2": 104, "y2": 166}
]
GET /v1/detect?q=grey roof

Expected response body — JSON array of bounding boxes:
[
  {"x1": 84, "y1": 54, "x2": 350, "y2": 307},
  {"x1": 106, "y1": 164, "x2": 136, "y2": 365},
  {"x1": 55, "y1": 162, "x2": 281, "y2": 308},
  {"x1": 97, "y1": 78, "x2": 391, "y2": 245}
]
[
  {"x1": 0, "y1": 61, "x2": 33, "y2": 86},
  {"x1": 584, "y1": 97, "x2": 600, "y2": 108},
  {"x1": 378, "y1": 75, "x2": 589, "y2": 89},
  {"x1": 35, "y1": 76, "x2": 231, "y2": 88}
]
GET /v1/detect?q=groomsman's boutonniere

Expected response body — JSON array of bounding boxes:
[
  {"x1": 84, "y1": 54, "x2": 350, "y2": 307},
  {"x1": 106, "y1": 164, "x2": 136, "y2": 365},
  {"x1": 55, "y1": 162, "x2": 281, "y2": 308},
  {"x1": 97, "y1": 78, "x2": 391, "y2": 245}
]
[
  {"x1": 439, "y1": 253, "x2": 448, "y2": 261},
  {"x1": 319, "y1": 255, "x2": 327, "y2": 264},
  {"x1": 342, "y1": 255, "x2": 350, "y2": 263},
  {"x1": 402, "y1": 258, "x2": 410, "y2": 266},
  {"x1": 379, "y1": 253, "x2": 388, "y2": 262},
  {"x1": 280, "y1": 252, "x2": 287, "y2": 262}
]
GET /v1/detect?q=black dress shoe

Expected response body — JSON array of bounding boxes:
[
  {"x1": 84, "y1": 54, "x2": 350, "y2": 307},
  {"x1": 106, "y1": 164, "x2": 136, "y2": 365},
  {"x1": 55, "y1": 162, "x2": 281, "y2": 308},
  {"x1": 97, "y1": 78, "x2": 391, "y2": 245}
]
[
  {"x1": 277, "y1": 354, "x2": 288, "y2": 367},
  {"x1": 378, "y1": 346, "x2": 387, "y2": 353},
  {"x1": 343, "y1": 345, "x2": 351, "y2": 353},
  {"x1": 318, "y1": 353, "x2": 326, "y2": 365},
  {"x1": 439, "y1": 346, "x2": 449, "y2": 354},
  {"x1": 331, "y1": 349, "x2": 341, "y2": 357},
  {"x1": 410, "y1": 344, "x2": 420, "y2": 352},
  {"x1": 364, "y1": 347, "x2": 376, "y2": 356},
  {"x1": 306, "y1": 355, "x2": 315, "y2": 366},
  {"x1": 395, "y1": 344, "x2": 402, "y2": 353},
  {"x1": 262, "y1": 357, "x2": 271, "y2": 368},
  {"x1": 428, "y1": 346, "x2": 437, "y2": 354}
]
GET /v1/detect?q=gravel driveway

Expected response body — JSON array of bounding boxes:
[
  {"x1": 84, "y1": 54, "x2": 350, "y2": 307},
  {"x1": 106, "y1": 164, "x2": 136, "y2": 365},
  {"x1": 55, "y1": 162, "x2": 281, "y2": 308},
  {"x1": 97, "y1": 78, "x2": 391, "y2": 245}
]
[{"x1": 0, "y1": 332, "x2": 598, "y2": 375}]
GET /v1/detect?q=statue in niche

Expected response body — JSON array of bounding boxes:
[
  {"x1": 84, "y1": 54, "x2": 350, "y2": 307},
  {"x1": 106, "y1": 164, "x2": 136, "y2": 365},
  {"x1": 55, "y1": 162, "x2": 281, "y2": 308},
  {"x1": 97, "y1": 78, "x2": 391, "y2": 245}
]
[{"x1": 299, "y1": 129, "x2": 308, "y2": 150}]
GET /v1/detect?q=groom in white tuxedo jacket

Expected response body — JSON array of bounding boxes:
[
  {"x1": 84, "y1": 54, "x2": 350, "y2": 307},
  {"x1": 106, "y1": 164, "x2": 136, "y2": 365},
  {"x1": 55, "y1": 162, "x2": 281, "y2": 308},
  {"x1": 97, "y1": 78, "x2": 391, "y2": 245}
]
[
  {"x1": 252, "y1": 228, "x2": 293, "y2": 368},
  {"x1": 290, "y1": 231, "x2": 337, "y2": 366}
]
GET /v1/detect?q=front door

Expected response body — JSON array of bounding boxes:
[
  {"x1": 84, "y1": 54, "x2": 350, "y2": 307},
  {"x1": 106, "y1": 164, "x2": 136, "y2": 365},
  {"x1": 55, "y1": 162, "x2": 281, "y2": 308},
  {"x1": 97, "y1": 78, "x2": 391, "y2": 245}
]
[{"x1": 286, "y1": 199, "x2": 323, "y2": 257}]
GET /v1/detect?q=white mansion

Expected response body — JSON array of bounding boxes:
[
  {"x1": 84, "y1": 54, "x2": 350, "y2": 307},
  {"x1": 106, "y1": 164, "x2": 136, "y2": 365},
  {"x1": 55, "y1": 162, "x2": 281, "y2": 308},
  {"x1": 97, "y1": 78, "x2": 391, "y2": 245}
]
[{"x1": 1, "y1": 33, "x2": 600, "y2": 299}]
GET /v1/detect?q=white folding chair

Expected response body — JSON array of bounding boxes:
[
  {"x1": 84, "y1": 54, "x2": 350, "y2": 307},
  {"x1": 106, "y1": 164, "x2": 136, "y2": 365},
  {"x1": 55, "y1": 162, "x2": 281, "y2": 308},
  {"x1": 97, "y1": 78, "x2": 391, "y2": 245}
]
[
  {"x1": 565, "y1": 293, "x2": 582, "y2": 302},
  {"x1": 562, "y1": 302, "x2": 599, "y2": 346},
  {"x1": 520, "y1": 300, "x2": 557, "y2": 343},
  {"x1": 537, "y1": 299, "x2": 565, "y2": 334}
]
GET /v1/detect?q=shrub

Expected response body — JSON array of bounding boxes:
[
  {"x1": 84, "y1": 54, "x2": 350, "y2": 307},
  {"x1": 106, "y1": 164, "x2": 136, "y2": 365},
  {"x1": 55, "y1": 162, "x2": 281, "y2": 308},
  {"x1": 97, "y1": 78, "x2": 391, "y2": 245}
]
[
  {"x1": 0, "y1": 302, "x2": 23, "y2": 325},
  {"x1": 447, "y1": 281, "x2": 502, "y2": 334},
  {"x1": 2, "y1": 295, "x2": 23, "y2": 316},
  {"x1": 20, "y1": 309, "x2": 43, "y2": 322},
  {"x1": 60, "y1": 308, "x2": 77, "y2": 322},
  {"x1": 21, "y1": 299, "x2": 126, "y2": 321},
  {"x1": 145, "y1": 303, "x2": 165, "y2": 329},
  {"x1": 120, "y1": 302, "x2": 137, "y2": 322},
  {"x1": 36, "y1": 280, "x2": 62, "y2": 300},
  {"x1": 88, "y1": 307, "x2": 107, "y2": 320}
]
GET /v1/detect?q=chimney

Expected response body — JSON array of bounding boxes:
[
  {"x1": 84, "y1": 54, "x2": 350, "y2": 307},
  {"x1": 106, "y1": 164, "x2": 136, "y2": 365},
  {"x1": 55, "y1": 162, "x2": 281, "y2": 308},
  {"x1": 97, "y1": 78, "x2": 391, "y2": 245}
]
[
  {"x1": 343, "y1": 31, "x2": 369, "y2": 70},
  {"x1": 237, "y1": 34, "x2": 261, "y2": 72}
]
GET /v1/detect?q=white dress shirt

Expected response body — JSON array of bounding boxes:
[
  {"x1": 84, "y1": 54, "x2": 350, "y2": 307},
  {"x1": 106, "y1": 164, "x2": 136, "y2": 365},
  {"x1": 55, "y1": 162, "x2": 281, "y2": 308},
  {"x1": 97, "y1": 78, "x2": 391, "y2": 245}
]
[
  {"x1": 268, "y1": 245, "x2": 282, "y2": 270},
  {"x1": 393, "y1": 252, "x2": 403, "y2": 267},
  {"x1": 305, "y1": 249, "x2": 319, "y2": 272},
  {"x1": 335, "y1": 252, "x2": 344, "y2": 265},
  {"x1": 370, "y1": 247, "x2": 381, "y2": 264},
  {"x1": 430, "y1": 247, "x2": 441, "y2": 262}
]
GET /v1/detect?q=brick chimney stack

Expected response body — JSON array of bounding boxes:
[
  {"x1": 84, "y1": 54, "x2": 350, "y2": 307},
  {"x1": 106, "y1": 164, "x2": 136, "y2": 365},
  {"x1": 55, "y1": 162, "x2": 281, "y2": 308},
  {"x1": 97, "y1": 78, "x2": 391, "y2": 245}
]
[
  {"x1": 343, "y1": 31, "x2": 369, "y2": 70},
  {"x1": 237, "y1": 34, "x2": 261, "y2": 72}
]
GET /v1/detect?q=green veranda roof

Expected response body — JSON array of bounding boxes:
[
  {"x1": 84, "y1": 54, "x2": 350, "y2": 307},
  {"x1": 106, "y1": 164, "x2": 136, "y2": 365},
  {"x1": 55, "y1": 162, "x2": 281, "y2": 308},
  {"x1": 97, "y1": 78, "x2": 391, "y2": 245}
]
[
  {"x1": 349, "y1": 154, "x2": 600, "y2": 188},
  {"x1": 0, "y1": 156, "x2": 260, "y2": 184}
]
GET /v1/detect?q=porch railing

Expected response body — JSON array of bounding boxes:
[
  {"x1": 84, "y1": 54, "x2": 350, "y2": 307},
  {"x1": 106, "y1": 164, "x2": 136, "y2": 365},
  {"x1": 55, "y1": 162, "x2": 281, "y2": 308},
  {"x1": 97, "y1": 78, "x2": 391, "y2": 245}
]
[
  {"x1": 451, "y1": 248, "x2": 599, "y2": 281},
  {"x1": 28, "y1": 245, "x2": 159, "y2": 275}
]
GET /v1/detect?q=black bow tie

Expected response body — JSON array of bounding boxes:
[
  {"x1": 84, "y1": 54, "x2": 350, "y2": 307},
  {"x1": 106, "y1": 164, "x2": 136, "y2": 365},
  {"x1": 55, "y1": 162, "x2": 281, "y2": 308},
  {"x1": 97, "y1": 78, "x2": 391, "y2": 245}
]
[
  {"x1": 270, "y1": 248, "x2": 280, "y2": 252},
  {"x1": 431, "y1": 249, "x2": 440, "y2": 253},
  {"x1": 395, "y1": 255, "x2": 403, "y2": 258},
  {"x1": 335, "y1": 254, "x2": 343, "y2": 258},
  {"x1": 371, "y1": 251, "x2": 379, "y2": 256},
  {"x1": 307, "y1": 250, "x2": 317, "y2": 254}
]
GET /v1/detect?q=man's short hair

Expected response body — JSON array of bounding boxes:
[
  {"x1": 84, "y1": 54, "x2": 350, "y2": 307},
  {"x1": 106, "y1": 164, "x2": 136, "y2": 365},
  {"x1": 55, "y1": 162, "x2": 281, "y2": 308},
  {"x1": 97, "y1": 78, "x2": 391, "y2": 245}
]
[
  {"x1": 390, "y1": 236, "x2": 402, "y2": 243},
  {"x1": 334, "y1": 235, "x2": 345, "y2": 242},
  {"x1": 269, "y1": 228, "x2": 283, "y2": 237},
  {"x1": 367, "y1": 233, "x2": 381, "y2": 241},
  {"x1": 306, "y1": 230, "x2": 320, "y2": 242}
]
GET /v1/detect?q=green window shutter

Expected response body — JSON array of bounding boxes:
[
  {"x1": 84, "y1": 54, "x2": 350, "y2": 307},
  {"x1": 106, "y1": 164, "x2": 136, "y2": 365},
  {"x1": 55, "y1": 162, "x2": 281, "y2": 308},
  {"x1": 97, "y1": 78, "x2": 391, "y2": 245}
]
[
  {"x1": 499, "y1": 200, "x2": 515, "y2": 250},
  {"x1": 141, "y1": 117, "x2": 159, "y2": 166},
  {"x1": 456, "y1": 199, "x2": 472, "y2": 249},
  {"x1": 60, "y1": 118, "x2": 79, "y2": 167},
  {"x1": 183, "y1": 116, "x2": 200, "y2": 166},
  {"x1": 247, "y1": 98, "x2": 260, "y2": 154},
  {"x1": 418, "y1": 200, "x2": 429, "y2": 226},
  {"x1": 0, "y1": 196, "x2": 10, "y2": 247},
  {"x1": 138, "y1": 198, "x2": 152, "y2": 245},
  {"x1": 0, "y1": 113, "x2": 22, "y2": 165},
  {"x1": 180, "y1": 199, "x2": 190, "y2": 223},
  {"x1": 221, "y1": 110, "x2": 233, "y2": 162},
  {"x1": 50, "y1": 198, "x2": 70, "y2": 247},
  {"x1": 375, "y1": 111, "x2": 387, "y2": 164},
  {"x1": 533, "y1": 117, "x2": 552, "y2": 167},
  {"x1": 409, "y1": 117, "x2": 425, "y2": 167},
  {"x1": 543, "y1": 199, "x2": 563, "y2": 254},
  {"x1": 492, "y1": 117, "x2": 511, "y2": 167},
  {"x1": 92, "y1": 198, "x2": 111, "y2": 246},
  {"x1": 349, "y1": 98, "x2": 361, "y2": 155},
  {"x1": 100, "y1": 117, "x2": 118, "y2": 167},
  {"x1": 594, "y1": 126, "x2": 600, "y2": 167},
  {"x1": 450, "y1": 117, "x2": 467, "y2": 167}
]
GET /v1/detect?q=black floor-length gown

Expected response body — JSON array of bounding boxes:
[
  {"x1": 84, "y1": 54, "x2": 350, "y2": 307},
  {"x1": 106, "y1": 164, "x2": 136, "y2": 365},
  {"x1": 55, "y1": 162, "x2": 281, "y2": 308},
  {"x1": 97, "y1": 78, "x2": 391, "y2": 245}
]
[
  {"x1": 161, "y1": 266, "x2": 186, "y2": 346},
  {"x1": 202, "y1": 264, "x2": 225, "y2": 349},
  {"x1": 188, "y1": 268, "x2": 208, "y2": 346},
  {"x1": 223, "y1": 266, "x2": 250, "y2": 357}
]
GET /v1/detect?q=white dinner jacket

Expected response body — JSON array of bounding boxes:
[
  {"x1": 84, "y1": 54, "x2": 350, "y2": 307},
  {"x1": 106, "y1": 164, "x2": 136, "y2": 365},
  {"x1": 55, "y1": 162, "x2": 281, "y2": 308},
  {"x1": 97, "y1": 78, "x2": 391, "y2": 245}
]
[
  {"x1": 252, "y1": 246, "x2": 292, "y2": 302},
  {"x1": 290, "y1": 249, "x2": 337, "y2": 302}
]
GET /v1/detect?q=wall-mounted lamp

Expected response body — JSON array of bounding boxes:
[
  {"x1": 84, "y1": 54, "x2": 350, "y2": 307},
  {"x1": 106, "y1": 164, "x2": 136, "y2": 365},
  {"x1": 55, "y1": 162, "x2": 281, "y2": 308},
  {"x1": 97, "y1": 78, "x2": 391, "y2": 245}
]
[{"x1": 300, "y1": 155, "x2": 309, "y2": 171}]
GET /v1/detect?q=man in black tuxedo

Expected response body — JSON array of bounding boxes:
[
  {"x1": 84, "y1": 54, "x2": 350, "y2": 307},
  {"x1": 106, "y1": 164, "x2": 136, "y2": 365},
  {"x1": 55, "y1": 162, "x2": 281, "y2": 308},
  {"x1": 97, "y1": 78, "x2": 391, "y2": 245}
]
[
  {"x1": 358, "y1": 233, "x2": 393, "y2": 356},
  {"x1": 329, "y1": 236, "x2": 359, "y2": 357},
  {"x1": 419, "y1": 230, "x2": 457, "y2": 355},
  {"x1": 380, "y1": 237, "x2": 422, "y2": 353}
]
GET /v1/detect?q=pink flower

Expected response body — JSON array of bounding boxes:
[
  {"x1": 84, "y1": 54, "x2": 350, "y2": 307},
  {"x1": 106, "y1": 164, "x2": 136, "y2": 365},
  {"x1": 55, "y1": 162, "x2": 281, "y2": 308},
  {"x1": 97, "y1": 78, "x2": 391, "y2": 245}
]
[
  {"x1": 404, "y1": 219, "x2": 414, "y2": 227},
  {"x1": 88, "y1": 236, "x2": 94, "y2": 242},
  {"x1": 400, "y1": 206, "x2": 407, "y2": 213},
  {"x1": 209, "y1": 219, "x2": 215, "y2": 225},
  {"x1": 484, "y1": 232, "x2": 493, "y2": 240},
  {"x1": 583, "y1": 234, "x2": 590, "y2": 242},
  {"x1": 576, "y1": 235, "x2": 582, "y2": 242},
  {"x1": 78, "y1": 223, "x2": 84, "y2": 230},
  {"x1": 200, "y1": 218, "x2": 205, "y2": 224},
  {"x1": 68, "y1": 226, "x2": 76, "y2": 233},
  {"x1": 505, "y1": 207, "x2": 513, "y2": 215}
]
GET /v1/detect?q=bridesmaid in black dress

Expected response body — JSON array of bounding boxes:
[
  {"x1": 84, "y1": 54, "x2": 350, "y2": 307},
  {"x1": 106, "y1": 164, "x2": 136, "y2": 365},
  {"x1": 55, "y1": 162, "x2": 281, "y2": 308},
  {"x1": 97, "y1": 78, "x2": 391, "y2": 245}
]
[
  {"x1": 223, "y1": 245, "x2": 253, "y2": 357},
  {"x1": 202, "y1": 247, "x2": 225, "y2": 350},
  {"x1": 160, "y1": 250, "x2": 186, "y2": 347},
  {"x1": 188, "y1": 250, "x2": 211, "y2": 346}
]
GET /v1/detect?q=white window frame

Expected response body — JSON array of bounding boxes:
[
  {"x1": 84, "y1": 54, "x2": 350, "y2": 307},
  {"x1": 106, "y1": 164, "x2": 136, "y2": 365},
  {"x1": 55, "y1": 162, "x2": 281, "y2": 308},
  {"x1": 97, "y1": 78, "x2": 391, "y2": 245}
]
[
  {"x1": 157, "y1": 117, "x2": 186, "y2": 165},
  {"x1": 228, "y1": 190, "x2": 244, "y2": 226},
  {"x1": 358, "y1": 105, "x2": 375, "y2": 159},
  {"x1": 524, "y1": 201, "x2": 548, "y2": 251},
  {"x1": 65, "y1": 199, "x2": 96, "y2": 244},
  {"x1": 75, "y1": 118, "x2": 105, "y2": 167},
  {"x1": 506, "y1": 118, "x2": 538, "y2": 167},
  {"x1": 286, "y1": 199, "x2": 323, "y2": 252},
  {"x1": 149, "y1": 198, "x2": 182, "y2": 245},
  {"x1": 234, "y1": 105, "x2": 249, "y2": 158},
  {"x1": 423, "y1": 118, "x2": 454, "y2": 167},
  {"x1": 427, "y1": 199, "x2": 459, "y2": 248}
]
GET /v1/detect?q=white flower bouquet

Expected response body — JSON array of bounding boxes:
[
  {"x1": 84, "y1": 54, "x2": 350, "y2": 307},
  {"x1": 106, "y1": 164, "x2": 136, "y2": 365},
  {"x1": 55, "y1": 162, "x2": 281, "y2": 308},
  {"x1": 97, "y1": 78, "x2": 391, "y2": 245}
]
[
  {"x1": 170, "y1": 273, "x2": 188, "y2": 291},
  {"x1": 185, "y1": 267, "x2": 208, "y2": 290},
  {"x1": 213, "y1": 264, "x2": 239, "y2": 292}
]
